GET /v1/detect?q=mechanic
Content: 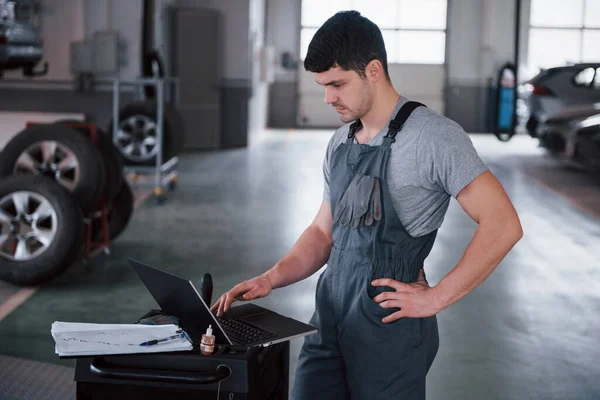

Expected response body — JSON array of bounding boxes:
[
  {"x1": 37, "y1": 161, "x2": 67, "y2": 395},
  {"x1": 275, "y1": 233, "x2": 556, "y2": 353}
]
[{"x1": 211, "y1": 10, "x2": 523, "y2": 400}]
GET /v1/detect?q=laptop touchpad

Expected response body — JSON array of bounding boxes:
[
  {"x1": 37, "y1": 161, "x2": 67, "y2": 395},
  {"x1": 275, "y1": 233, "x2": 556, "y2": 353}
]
[{"x1": 240, "y1": 312, "x2": 280, "y2": 331}]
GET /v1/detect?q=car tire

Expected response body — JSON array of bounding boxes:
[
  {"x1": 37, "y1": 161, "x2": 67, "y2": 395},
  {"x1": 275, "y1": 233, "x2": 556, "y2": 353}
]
[
  {"x1": 0, "y1": 175, "x2": 84, "y2": 286},
  {"x1": 526, "y1": 116, "x2": 538, "y2": 138},
  {"x1": 91, "y1": 180, "x2": 134, "y2": 242},
  {"x1": 108, "y1": 100, "x2": 184, "y2": 166},
  {"x1": 52, "y1": 120, "x2": 124, "y2": 205},
  {"x1": 0, "y1": 124, "x2": 106, "y2": 215}
]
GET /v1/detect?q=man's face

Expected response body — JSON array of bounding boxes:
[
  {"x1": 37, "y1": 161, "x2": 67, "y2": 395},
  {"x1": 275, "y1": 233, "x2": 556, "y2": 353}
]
[{"x1": 313, "y1": 66, "x2": 372, "y2": 123}]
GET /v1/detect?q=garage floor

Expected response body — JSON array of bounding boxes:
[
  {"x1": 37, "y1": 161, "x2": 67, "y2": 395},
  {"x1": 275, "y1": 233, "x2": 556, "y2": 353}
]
[{"x1": 0, "y1": 129, "x2": 599, "y2": 399}]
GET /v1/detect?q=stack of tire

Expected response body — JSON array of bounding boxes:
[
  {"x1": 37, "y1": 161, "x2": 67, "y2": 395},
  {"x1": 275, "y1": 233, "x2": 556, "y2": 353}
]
[{"x1": 0, "y1": 121, "x2": 134, "y2": 286}]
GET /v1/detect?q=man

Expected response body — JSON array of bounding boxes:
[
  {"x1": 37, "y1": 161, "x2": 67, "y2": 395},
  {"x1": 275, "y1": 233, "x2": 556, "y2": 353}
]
[{"x1": 211, "y1": 10, "x2": 523, "y2": 400}]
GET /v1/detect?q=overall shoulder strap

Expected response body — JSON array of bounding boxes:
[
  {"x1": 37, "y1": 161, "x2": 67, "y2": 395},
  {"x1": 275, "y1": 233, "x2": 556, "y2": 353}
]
[
  {"x1": 346, "y1": 120, "x2": 362, "y2": 143},
  {"x1": 345, "y1": 101, "x2": 426, "y2": 144},
  {"x1": 383, "y1": 101, "x2": 426, "y2": 144}
]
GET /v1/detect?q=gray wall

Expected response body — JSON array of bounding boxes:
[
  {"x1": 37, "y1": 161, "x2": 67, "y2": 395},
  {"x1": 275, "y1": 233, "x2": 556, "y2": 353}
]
[
  {"x1": 175, "y1": 0, "x2": 251, "y2": 81},
  {"x1": 0, "y1": 0, "x2": 143, "y2": 128},
  {"x1": 83, "y1": 0, "x2": 144, "y2": 81},
  {"x1": 265, "y1": 0, "x2": 300, "y2": 128},
  {"x1": 445, "y1": 0, "x2": 520, "y2": 132},
  {"x1": 174, "y1": 0, "x2": 255, "y2": 148},
  {"x1": 265, "y1": 0, "x2": 529, "y2": 132},
  {"x1": 1, "y1": 0, "x2": 263, "y2": 148},
  {"x1": 154, "y1": 0, "x2": 177, "y2": 78},
  {"x1": 248, "y1": 0, "x2": 269, "y2": 141},
  {"x1": 1, "y1": 0, "x2": 143, "y2": 83},
  {"x1": 0, "y1": 88, "x2": 134, "y2": 130},
  {"x1": 1, "y1": 0, "x2": 86, "y2": 82}
]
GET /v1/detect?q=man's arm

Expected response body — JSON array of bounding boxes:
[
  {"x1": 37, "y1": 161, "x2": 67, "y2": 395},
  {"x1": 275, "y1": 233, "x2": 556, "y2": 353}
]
[
  {"x1": 262, "y1": 200, "x2": 333, "y2": 289},
  {"x1": 372, "y1": 170, "x2": 523, "y2": 321},
  {"x1": 432, "y1": 170, "x2": 523, "y2": 309},
  {"x1": 211, "y1": 201, "x2": 333, "y2": 316}
]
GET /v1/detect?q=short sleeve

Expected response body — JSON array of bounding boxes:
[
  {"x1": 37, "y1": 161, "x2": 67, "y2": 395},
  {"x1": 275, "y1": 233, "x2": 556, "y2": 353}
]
[
  {"x1": 322, "y1": 127, "x2": 348, "y2": 203},
  {"x1": 417, "y1": 116, "x2": 489, "y2": 198}
]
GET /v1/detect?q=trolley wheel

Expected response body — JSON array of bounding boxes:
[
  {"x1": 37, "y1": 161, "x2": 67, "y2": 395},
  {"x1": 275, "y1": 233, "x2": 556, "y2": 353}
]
[
  {"x1": 154, "y1": 187, "x2": 166, "y2": 204},
  {"x1": 168, "y1": 177, "x2": 177, "y2": 192}
]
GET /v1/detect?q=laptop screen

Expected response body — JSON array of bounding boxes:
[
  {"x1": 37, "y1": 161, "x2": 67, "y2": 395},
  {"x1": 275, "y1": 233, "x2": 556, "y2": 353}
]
[{"x1": 128, "y1": 258, "x2": 232, "y2": 345}]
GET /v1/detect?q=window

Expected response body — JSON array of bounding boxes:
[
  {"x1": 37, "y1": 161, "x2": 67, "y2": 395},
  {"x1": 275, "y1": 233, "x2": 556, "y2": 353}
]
[
  {"x1": 582, "y1": 30, "x2": 600, "y2": 62},
  {"x1": 574, "y1": 67, "x2": 595, "y2": 86},
  {"x1": 572, "y1": 67, "x2": 600, "y2": 89},
  {"x1": 528, "y1": 0, "x2": 600, "y2": 70},
  {"x1": 300, "y1": 0, "x2": 447, "y2": 64}
]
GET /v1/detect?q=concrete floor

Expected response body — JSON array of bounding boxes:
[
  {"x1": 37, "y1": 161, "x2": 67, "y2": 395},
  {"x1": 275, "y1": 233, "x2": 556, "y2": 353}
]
[{"x1": 0, "y1": 129, "x2": 599, "y2": 399}]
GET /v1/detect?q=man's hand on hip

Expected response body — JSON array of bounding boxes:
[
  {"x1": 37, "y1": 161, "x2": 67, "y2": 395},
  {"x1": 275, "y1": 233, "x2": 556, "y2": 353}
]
[{"x1": 371, "y1": 269, "x2": 442, "y2": 323}]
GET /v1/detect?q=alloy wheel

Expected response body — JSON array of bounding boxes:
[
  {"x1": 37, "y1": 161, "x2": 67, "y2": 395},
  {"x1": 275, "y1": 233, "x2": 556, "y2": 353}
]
[{"x1": 0, "y1": 190, "x2": 58, "y2": 261}]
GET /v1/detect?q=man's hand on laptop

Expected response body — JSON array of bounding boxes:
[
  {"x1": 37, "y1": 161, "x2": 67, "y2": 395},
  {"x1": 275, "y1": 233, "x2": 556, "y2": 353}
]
[{"x1": 211, "y1": 275, "x2": 273, "y2": 317}]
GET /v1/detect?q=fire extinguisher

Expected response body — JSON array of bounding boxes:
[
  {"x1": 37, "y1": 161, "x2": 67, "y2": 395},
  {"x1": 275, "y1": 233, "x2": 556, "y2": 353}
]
[{"x1": 494, "y1": 62, "x2": 517, "y2": 142}]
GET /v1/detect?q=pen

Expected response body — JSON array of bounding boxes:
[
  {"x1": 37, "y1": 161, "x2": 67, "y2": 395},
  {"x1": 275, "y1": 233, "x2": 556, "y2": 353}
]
[{"x1": 140, "y1": 331, "x2": 185, "y2": 346}]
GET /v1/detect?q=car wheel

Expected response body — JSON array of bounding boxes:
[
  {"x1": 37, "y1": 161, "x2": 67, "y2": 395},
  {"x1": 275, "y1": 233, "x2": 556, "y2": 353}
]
[
  {"x1": 526, "y1": 116, "x2": 538, "y2": 138},
  {"x1": 52, "y1": 120, "x2": 124, "y2": 205},
  {"x1": 0, "y1": 124, "x2": 106, "y2": 215},
  {"x1": 108, "y1": 100, "x2": 184, "y2": 166},
  {"x1": 0, "y1": 175, "x2": 84, "y2": 285}
]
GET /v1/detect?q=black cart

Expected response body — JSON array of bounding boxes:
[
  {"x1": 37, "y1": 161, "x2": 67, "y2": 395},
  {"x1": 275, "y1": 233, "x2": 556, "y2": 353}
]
[{"x1": 73, "y1": 337, "x2": 290, "y2": 399}]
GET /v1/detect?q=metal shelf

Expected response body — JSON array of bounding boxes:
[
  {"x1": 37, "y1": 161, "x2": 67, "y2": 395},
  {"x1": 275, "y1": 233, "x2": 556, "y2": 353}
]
[{"x1": 110, "y1": 77, "x2": 179, "y2": 204}]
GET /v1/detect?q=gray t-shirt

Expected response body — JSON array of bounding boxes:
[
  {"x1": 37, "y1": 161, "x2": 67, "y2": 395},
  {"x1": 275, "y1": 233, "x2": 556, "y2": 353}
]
[{"x1": 323, "y1": 96, "x2": 489, "y2": 237}]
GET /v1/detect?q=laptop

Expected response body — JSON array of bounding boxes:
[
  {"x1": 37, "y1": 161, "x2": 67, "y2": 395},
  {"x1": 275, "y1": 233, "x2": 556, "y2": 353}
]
[{"x1": 128, "y1": 258, "x2": 317, "y2": 348}]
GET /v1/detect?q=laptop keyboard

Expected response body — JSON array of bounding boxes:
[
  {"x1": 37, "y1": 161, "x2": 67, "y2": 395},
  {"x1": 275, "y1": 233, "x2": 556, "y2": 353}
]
[{"x1": 216, "y1": 316, "x2": 277, "y2": 345}]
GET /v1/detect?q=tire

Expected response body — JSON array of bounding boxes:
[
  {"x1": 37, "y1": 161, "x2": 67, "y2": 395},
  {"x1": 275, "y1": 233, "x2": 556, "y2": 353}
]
[
  {"x1": 164, "y1": 105, "x2": 185, "y2": 157},
  {"x1": 100, "y1": 135, "x2": 125, "y2": 204},
  {"x1": 0, "y1": 175, "x2": 84, "y2": 285},
  {"x1": 91, "y1": 180, "x2": 134, "y2": 242},
  {"x1": 53, "y1": 120, "x2": 124, "y2": 205},
  {"x1": 108, "y1": 100, "x2": 184, "y2": 166},
  {"x1": 0, "y1": 124, "x2": 106, "y2": 215},
  {"x1": 526, "y1": 116, "x2": 538, "y2": 138}
]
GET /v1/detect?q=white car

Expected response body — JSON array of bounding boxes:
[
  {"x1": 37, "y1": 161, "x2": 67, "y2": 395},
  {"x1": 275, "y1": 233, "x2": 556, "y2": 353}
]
[
  {"x1": 536, "y1": 103, "x2": 600, "y2": 173},
  {"x1": 519, "y1": 63, "x2": 600, "y2": 137}
]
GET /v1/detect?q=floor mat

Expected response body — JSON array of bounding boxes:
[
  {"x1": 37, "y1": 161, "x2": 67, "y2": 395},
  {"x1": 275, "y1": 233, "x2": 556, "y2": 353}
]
[{"x1": 0, "y1": 354, "x2": 75, "y2": 400}]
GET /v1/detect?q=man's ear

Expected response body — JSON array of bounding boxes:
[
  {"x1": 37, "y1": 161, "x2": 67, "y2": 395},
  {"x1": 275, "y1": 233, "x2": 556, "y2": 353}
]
[{"x1": 365, "y1": 59, "x2": 384, "y2": 81}]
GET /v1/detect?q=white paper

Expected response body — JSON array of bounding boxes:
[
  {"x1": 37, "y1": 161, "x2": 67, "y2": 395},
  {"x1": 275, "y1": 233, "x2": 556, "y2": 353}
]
[{"x1": 51, "y1": 321, "x2": 193, "y2": 356}]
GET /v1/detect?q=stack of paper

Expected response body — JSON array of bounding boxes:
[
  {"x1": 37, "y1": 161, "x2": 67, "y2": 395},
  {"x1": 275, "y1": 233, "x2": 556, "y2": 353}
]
[{"x1": 51, "y1": 321, "x2": 193, "y2": 356}]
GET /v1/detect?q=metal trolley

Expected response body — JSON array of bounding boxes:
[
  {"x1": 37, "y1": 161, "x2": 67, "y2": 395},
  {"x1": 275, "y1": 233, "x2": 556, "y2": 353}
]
[{"x1": 111, "y1": 77, "x2": 180, "y2": 204}]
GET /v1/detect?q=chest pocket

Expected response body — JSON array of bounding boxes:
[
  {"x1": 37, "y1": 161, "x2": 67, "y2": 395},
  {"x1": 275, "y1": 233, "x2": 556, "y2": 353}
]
[{"x1": 332, "y1": 173, "x2": 382, "y2": 245}]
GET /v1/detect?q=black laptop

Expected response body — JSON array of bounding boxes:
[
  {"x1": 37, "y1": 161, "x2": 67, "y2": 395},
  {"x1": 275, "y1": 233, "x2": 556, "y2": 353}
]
[{"x1": 128, "y1": 258, "x2": 317, "y2": 348}]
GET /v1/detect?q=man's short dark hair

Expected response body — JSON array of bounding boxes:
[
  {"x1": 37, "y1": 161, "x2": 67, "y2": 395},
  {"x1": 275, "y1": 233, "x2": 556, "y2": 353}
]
[{"x1": 304, "y1": 11, "x2": 390, "y2": 81}]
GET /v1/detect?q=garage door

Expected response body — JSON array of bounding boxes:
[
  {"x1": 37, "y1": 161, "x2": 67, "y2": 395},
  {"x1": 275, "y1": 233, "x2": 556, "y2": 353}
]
[{"x1": 297, "y1": 0, "x2": 447, "y2": 128}]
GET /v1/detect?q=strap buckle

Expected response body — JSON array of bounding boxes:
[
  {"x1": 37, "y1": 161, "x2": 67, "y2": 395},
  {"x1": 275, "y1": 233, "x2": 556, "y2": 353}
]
[
  {"x1": 384, "y1": 124, "x2": 403, "y2": 142},
  {"x1": 388, "y1": 120, "x2": 403, "y2": 131},
  {"x1": 383, "y1": 101, "x2": 426, "y2": 143}
]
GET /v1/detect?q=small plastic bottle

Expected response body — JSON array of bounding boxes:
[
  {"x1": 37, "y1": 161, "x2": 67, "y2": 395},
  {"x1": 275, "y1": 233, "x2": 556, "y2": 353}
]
[{"x1": 200, "y1": 324, "x2": 215, "y2": 355}]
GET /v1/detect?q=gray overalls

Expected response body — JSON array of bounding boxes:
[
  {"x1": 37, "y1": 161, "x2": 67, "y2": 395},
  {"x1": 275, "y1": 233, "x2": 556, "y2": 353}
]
[{"x1": 292, "y1": 102, "x2": 440, "y2": 399}]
